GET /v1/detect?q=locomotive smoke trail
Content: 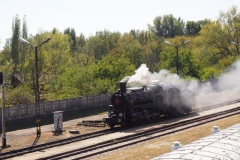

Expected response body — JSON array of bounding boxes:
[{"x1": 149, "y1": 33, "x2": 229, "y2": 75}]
[
  {"x1": 127, "y1": 61, "x2": 240, "y2": 108},
  {"x1": 196, "y1": 60, "x2": 240, "y2": 107}
]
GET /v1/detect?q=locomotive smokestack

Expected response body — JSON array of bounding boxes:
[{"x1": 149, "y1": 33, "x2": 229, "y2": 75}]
[{"x1": 120, "y1": 76, "x2": 131, "y2": 93}]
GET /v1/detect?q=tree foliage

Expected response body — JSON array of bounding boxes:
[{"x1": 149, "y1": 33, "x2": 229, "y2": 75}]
[
  {"x1": 186, "y1": 21, "x2": 202, "y2": 36},
  {"x1": 149, "y1": 14, "x2": 186, "y2": 38},
  {"x1": 0, "y1": 6, "x2": 240, "y2": 105},
  {"x1": 11, "y1": 15, "x2": 21, "y2": 72},
  {"x1": 64, "y1": 27, "x2": 77, "y2": 53},
  {"x1": 196, "y1": 6, "x2": 240, "y2": 79}
]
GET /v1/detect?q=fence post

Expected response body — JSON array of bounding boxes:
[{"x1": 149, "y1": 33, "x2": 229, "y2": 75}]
[
  {"x1": 67, "y1": 99, "x2": 68, "y2": 110},
  {"x1": 18, "y1": 105, "x2": 20, "y2": 119},
  {"x1": 26, "y1": 104, "x2": 28, "y2": 117},
  {"x1": 94, "y1": 95, "x2": 96, "y2": 107},
  {"x1": 87, "y1": 96, "x2": 89, "y2": 108},
  {"x1": 58, "y1": 99, "x2": 60, "y2": 110},
  {"x1": 51, "y1": 100, "x2": 53, "y2": 111}
]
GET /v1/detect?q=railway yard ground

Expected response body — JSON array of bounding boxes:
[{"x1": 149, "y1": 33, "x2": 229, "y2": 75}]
[
  {"x1": 98, "y1": 114, "x2": 239, "y2": 160},
  {"x1": 0, "y1": 101, "x2": 239, "y2": 160}
]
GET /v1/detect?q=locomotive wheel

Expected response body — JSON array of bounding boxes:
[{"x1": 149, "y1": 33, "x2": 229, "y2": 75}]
[
  {"x1": 146, "y1": 110, "x2": 152, "y2": 122},
  {"x1": 109, "y1": 123, "x2": 114, "y2": 129},
  {"x1": 137, "y1": 114, "x2": 144, "y2": 125},
  {"x1": 145, "y1": 109, "x2": 155, "y2": 123},
  {"x1": 154, "y1": 111, "x2": 160, "y2": 122},
  {"x1": 178, "y1": 107, "x2": 186, "y2": 115},
  {"x1": 145, "y1": 110, "x2": 151, "y2": 123},
  {"x1": 168, "y1": 107, "x2": 179, "y2": 118},
  {"x1": 171, "y1": 111, "x2": 179, "y2": 117},
  {"x1": 184, "y1": 107, "x2": 192, "y2": 114},
  {"x1": 121, "y1": 120, "x2": 128, "y2": 129},
  {"x1": 149, "y1": 110, "x2": 159, "y2": 122}
]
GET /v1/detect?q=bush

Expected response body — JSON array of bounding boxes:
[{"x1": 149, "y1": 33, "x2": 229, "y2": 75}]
[{"x1": 5, "y1": 85, "x2": 34, "y2": 105}]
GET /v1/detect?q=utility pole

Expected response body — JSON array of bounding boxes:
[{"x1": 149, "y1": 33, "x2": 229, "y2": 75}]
[{"x1": 1, "y1": 72, "x2": 10, "y2": 148}]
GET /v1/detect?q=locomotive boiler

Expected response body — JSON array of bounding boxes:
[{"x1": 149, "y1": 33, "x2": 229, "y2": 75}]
[{"x1": 103, "y1": 76, "x2": 195, "y2": 129}]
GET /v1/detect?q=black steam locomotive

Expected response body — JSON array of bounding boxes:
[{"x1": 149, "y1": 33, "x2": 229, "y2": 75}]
[{"x1": 103, "y1": 76, "x2": 195, "y2": 129}]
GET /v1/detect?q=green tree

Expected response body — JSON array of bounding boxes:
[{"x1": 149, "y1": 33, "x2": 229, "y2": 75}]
[
  {"x1": 6, "y1": 85, "x2": 34, "y2": 105},
  {"x1": 118, "y1": 33, "x2": 143, "y2": 68},
  {"x1": 96, "y1": 30, "x2": 120, "y2": 57},
  {"x1": 39, "y1": 31, "x2": 71, "y2": 99},
  {"x1": 134, "y1": 30, "x2": 153, "y2": 45},
  {"x1": 0, "y1": 39, "x2": 11, "y2": 61},
  {"x1": 80, "y1": 31, "x2": 121, "y2": 62},
  {"x1": 149, "y1": 14, "x2": 185, "y2": 38},
  {"x1": 219, "y1": 6, "x2": 240, "y2": 56},
  {"x1": 18, "y1": 15, "x2": 29, "y2": 77},
  {"x1": 186, "y1": 21, "x2": 202, "y2": 36},
  {"x1": 11, "y1": 15, "x2": 21, "y2": 72},
  {"x1": 199, "y1": 21, "x2": 233, "y2": 69},
  {"x1": 192, "y1": 6, "x2": 240, "y2": 80},
  {"x1": 142, "y1": 37, "x2": 163, "y2": 72},
  {"x1": 148, "y1": 16, "x2": 163, "y2": 37},
  {"x1": 161, "y1": 37, "x2": 196, "y2": 77},
  {"x1": 174, "y1": 17, "x2": 185, "y2": 36},
  {"x1": 22, "y1": 15, "x2": 28, "y2": 40},
  {"x1": 180, "y1": 50, "x2": 200, "y2": 79},
  {"x1": 76, "y1": 33, "x2": 86, "y2": 53},
  {"x1": 64, "y1": 27, "x2": 77, "y2": 53},
  {"x1": 129, "y1": 29, "x2": 138, "y2": 39},
  {"x1": 162, "y1": 14, "x2": 175, "y2": 37},
  {"x1": 93, "y1": 51, "x2": 135, "y2": 92}
]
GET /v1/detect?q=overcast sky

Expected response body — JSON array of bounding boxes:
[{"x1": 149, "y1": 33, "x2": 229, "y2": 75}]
[{"x1": 1, "y1": 0, "x2": 240, "y2": 51}]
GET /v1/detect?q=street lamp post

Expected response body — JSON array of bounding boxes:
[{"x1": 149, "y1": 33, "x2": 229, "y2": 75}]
[
  {"x1": 20, "y1": 37, "x2": 51, "y2": 137},
  {"x1": 164, "y1": 40, "x2": 190, "y2": 75}
]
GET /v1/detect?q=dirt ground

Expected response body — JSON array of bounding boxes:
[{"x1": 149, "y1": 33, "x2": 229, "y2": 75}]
[
  {"x1": 1, "y1": 114, "x2": 239, "y2": 160},
  {"x1": 0, "y1": 115, "x2": 107, "y2": 153}
]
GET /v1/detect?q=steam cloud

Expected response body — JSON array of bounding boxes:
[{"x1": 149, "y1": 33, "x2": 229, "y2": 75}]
[{"x1": 127, "y1": 62, "x2": 240, "y2": 108}]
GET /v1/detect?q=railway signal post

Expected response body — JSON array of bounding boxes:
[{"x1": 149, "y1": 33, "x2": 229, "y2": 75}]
[{"x1": 1, "y1": 72, "x2": 10, "y2": 148}]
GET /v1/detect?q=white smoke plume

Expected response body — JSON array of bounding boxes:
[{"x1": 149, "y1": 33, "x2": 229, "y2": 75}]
[{"x1": 127, "y1": 62, "x2": 240, "y2": 108}]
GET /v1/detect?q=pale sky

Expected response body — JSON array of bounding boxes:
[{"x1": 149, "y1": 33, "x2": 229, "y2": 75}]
[{"x1": 1, "y1": 0, "x2": 240, "y2": 51}]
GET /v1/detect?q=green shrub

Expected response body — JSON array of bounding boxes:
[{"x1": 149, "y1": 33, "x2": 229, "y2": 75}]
[{"x1": 5, "y1": 85, "x2": 34, "y2": 105}]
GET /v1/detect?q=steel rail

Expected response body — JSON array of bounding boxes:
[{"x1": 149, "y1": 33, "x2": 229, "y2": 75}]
[
  {"x1": 38, "y1": 107, "x2": 240, "y2": 160},
  {"x1": 0, "y1": 99, "x2": 239, "y2": 159}
]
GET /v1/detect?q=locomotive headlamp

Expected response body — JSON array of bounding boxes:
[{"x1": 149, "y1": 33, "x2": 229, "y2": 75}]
[{"x1": 119, "y1": 113, "x2": 123, "y2": 117}]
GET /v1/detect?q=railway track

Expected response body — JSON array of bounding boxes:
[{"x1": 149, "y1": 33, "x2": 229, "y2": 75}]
[
  {"x1": 0, "y1": 99, "x2": 239, "y2": 159},
  {"x1": 37, "y1": 106, "x2": 240, "y2": 160},
  {"x1": 77, "y1": 98, "x2": 240, "y2": 127},
  {"x1": 0, "y1": 129, "x2": 114, "y2": 159}
]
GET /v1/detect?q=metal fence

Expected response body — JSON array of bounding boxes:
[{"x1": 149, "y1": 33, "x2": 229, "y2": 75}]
[{"x1": 0, "y1": 93, "x2": 112, "y2": 122}]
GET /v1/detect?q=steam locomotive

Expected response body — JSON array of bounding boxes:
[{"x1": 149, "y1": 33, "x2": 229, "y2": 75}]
[{"x1": 103, "y1": 76, "x2": 195, "y2": 129}]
